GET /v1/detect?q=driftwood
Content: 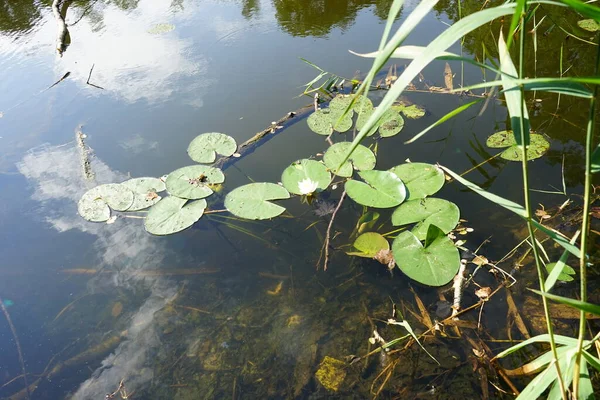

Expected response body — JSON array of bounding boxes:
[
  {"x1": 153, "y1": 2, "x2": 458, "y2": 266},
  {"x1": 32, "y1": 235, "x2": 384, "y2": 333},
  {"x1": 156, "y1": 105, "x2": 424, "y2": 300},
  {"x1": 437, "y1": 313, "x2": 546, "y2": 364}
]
[{"x1": 52, "y1": 0, "x2": 71, "y2": 56}]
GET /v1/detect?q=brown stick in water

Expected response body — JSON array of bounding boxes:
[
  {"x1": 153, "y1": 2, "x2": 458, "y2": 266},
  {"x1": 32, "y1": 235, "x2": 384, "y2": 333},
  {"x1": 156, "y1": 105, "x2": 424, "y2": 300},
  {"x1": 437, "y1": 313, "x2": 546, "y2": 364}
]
[{"x1": 0, "y1": 296, "x2": 30, "y2": 400}]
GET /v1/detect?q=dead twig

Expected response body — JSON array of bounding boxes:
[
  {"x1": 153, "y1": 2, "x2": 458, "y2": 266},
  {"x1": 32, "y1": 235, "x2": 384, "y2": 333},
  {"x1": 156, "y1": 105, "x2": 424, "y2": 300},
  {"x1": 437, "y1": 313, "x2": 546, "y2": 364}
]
[
  {"x1": 0, "y1": 296, "x2": 29, "y2": 400},
  {"x1": 86, "y1": 64, "x2": 105, "y2": 90},
  {"x1": 319, "y1": 190, "x2": 346, "y2": 271}
]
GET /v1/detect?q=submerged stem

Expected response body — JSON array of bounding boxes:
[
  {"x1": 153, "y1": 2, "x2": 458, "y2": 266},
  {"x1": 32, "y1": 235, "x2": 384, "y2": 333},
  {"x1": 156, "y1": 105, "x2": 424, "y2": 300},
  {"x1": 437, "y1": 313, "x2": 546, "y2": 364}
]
[
  {"x1": 572, "y1": 35, "x2": 600, "y2": 399},
  {"x1": 515, "y1": 6, "x2": 567, "y2": 398}
]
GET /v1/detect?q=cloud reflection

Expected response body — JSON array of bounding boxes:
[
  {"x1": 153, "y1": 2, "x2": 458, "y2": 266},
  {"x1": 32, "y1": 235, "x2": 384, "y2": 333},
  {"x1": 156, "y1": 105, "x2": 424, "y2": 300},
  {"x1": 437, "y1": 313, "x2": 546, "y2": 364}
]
[{"x1": 17, "y1": 140, "x2": 179, "y2": 399}]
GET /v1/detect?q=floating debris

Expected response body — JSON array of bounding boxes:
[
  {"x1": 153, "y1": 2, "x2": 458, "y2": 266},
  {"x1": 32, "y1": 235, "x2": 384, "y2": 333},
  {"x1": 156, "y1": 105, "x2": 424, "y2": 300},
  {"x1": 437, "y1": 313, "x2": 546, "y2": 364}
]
[{"x1": 315, "y1": 356, "x2": 347, "y2": 392}]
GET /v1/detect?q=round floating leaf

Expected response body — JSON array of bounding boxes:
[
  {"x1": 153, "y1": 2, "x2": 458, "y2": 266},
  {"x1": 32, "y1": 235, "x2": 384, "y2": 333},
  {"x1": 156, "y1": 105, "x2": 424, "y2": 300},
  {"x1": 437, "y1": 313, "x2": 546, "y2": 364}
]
[
  {"x1": 347, "y1": 232, "x2": 389, "y2": 258},
  {"x1": 332, "y1": 114, "x2": 353, "y2": 133},
  {"x1": 307, "y1": 109, "x2": 334, "y2": 136},
  {"x1": 281, "y1": 159, "x2": 331, "y2": 195},
  {"x1": 144, "y1": 197, "x2": 206, "y2": 235},
  {"x1": 329, "y1": 95, "x2": 355, "y2": 116},
  {"x1": 486, "y1": 130, "x2": 550, "y2": 161},
  {"x1": 392, "y1": 229, "x2": 460, "y2": 286},
  {"x1": 345, "y1": 170, "x2": 406, "y2": 208},
  {"x1": 390, "y1": 163, "x2": 444, "y2": 199},
  {"x1": 379, "y1": 109, "x2": 405, "y2": 137},
  {"x1": 165, "y1": 165, "x2": 224, "y2": 199},
  {"x1": 391, "y1": 197, "x2": 460, "y2": 240},
  {"x1": 187, "y1": 132, "x2": 237, "y2": 164},
  {"x1": 78, "y1": 184, "x2": 134, "y2": 222},
  {"x1": 122, "y1": 177, "x2": 166, "y2": 211},
  {"x1": 323, "y1": 142, "x2": 376, "y2": 177},
  {"x1": 353, "y1": 95, "x2": 374, "y2": 114},
  {"x1": 148, "y1": 23, "x2": 175, "y2": 34},
  {"x1": 225, "y1": 183, "x2": 290, "y2": 220},
  {"x1": 578, "y1": 19, "x2": 600, "y2": 32},
  {"x1": 355, "y1": 107, "x2": 378, "y2": 136},
  {"x1": 398, "y1": 104, "x2": 426, "y2": 119}
]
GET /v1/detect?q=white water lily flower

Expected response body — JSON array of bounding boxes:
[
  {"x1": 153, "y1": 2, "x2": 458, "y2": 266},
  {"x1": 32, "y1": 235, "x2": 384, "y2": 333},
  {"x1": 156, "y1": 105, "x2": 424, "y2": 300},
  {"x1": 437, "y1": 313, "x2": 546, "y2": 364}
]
[{"x1": 298, "y1": 178, "x2": 319, "y2": 195}]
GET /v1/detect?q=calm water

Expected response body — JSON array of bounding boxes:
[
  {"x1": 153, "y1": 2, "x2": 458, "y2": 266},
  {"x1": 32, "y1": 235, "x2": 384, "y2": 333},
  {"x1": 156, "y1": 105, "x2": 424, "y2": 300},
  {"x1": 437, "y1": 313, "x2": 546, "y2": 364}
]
[{"x1": 0, "y1": 1, "x2": 597, "y2": 399}]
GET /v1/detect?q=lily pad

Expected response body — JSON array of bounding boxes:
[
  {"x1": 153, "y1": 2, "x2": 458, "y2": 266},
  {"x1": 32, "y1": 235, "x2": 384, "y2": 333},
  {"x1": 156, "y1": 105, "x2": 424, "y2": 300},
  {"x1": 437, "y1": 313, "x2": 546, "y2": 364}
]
[
  {"x1": 281, "y1": 159, "x2": 331, "y2": 195},
  {"x1": 546, "y1": 262, "x2": 576, "y2": 282},
  {"x1": 345, "y1": 170, "x2": 407, "y2": 208},
  {"x1": 144, "y1": 197, "x2": 206, "y2": 235},
  {"x1": 378, "y1": 109, "x2": 405, "y2": 137},
  {"x1": 392, "y1": 226, "x2": 460, "y2": 286},
  {"x1": 390, "y1": 163, "x2": 444, "y2": 199},
  {"x1": 331, "y1": 114, "x2": 353, "y2": 133},
  {"x1": 187, "y1": 132, "x2": 237, "y2": 163},
  {"x1": 122, "y1": 177, "x2": 166, "y2": 211},
  {"x1": 148, "y1": 23, "x2": 175, "y2": 34},
  {"x1": 353, "y1": 95, "x2": 374, "y2": 114},
  {"x1": 355, "y1": 108, "x2": 379, "y2": 136},
  {"x1": 347, "y1": 232, "x2": 389, "y2": 258},
  {"x1": 391, "y1": 197, "x2": 460, "y2": 240},
  {"x1": 78, "y1": 184, "x2": 134, "y2": 222},
  {"x1": 165, "y1": 165, "x2": 225, "y2": 199},
  {"x1": 486, "y1": 130, "x2": 550, "y2": 161},
  {"x1": 323, "y1": 142, "x2": 376, "y2": 177},
  {"x1": 225, "y1": 182, "x2": 290, "y2": 220},
  {"x1": 578, "y1": 19, "x2": 600, "y2": 32},
  {"x1": 307, "y1": 109, "x2": 334, "y2": 136},
  {"x1": 329, "y1": 95, "x2": 355, "y2": 118}
]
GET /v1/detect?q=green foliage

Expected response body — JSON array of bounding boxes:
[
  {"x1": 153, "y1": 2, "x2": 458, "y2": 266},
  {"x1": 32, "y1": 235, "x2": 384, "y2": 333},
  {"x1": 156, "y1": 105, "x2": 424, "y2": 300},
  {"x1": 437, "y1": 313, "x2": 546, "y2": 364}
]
[
  {"x1": 323, "y1": 142, "x2": 376, "y2": 177},
  {"x1": 486, "y1": 130, "x2": 550, "y2": 161},
  {"x1": 144, "y1": 197, "x2": 206, "y2": 235},
  {"x1": 578, "y1": 19, "x2": 600, "y2": 32},
  {"x1": 165, "y1": 165, "x2": 225, "y2": 199},
  {"x1": 224, "y1": 183, "x2": 290, "y2": 220},
  {"x1": 281, "y1": 159, "x2": 331, "y2": 195},
  {"x1": 78, "y1": 184, "x2": 134, "y2": 222},
  {"x1": 347, "y1": 232, "x2": 389, "y2": 257},
  {"x1": 545, "y1": 262, "x2": 576, "y2": 283},
  {"x1": 122, "y1": 177, "x2": 166, "y2": 211},
  {"x1": 391, "y1": 198, "x2": 460, "y2": 240},
  {"x1": 187, "y1": 132, "x2": 237, "y2": 164},
  {"x1": 394, "y1": 104, "x2": 425, "y2": 119},
  {"x1": 345, "y1": 170, "x2": 407, "y2": 208},
  {"x1": 389, "y1": 163, "x2": 444, "y2": 199},
  {"x1": 392, "y1": 224, "x2": 460, "y2": 286}
]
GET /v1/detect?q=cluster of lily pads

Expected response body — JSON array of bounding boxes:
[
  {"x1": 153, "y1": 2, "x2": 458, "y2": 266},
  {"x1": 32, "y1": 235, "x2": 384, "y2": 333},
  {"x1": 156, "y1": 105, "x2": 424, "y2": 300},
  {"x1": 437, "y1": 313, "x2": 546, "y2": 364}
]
[{"x1": 78, "y1": 93, "x2": 463, "y2": 286}]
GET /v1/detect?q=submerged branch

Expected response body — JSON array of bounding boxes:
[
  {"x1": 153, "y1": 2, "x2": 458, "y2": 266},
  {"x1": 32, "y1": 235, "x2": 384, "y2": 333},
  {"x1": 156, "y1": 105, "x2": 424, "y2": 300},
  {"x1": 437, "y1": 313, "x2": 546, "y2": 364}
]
[
  {"x1": 52, "y1": 0, "x2": 71, "y2": 56},
  {"x1": 0, "y1": 296, "x2": 29, "y2": 400}
]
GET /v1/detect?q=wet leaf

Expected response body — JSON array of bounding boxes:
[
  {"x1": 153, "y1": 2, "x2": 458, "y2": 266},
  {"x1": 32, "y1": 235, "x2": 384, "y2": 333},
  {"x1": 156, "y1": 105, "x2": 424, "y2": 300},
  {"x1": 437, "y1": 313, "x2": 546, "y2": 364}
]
[
  {"x1": 545, "y1": 262, "x2": 576, "y2": 282},
  {"x1": 345, "y1": 170, "x2": 407, "y2": 208},
  {"x1": 332, "y1": 114, "x2": 353, "y2": 133},
  {"x1": 148, "y1": 23, "x2": 175, "y2": 34},
  {"x1": 444, "y1": 62, "x2": 453, "y2": 91},
  {"x1": 391, "y1": 197, "x2": 460, "y2": 241},
  {"x1": 323, "y1": 142, "x2": 376, "y2": 177},
  {"x1": 355, "y1": 107, "x2": 379, "y2": 136},
  {"x1": 475, "y1": 287, "x2": 492, "y2": 300},
  {"x1": 347, "y1": 232, "x2": 389, "y2": 258},
  {"x1": 281, "y1": 159, "x2": 331, "y2": 195},
  {"x1": 78, "y1": 184, "x2": 134, "y2": 222},
  {"x1": 187, "y1": 132, "x2": 237, "y2": 163},
  {"x1": 122, "y1": 177, "x2": 166, "y2": 211},
  {"x1": 165, "y1": 165, "x2": 224, "y2": 199},
  {"x1": 392, "y1": 227, "x2": 460, "y2": 286},
  {"x1": 379, "y1": 109, "x2": 405, "y2": 137},
  {"x1": 307, "y1": 109, "x2": 334, "y2": 136},
  {"x1": 145, "y1": 196, "x2": 206, "y2": 235},
  {"x1": 472, "y1": 255, "x2": 488, "y2": 266},
  {"x1": 353, "y1": 95, "x2": 374, "y2": 114},
  {"x1": 390, "y1": 163, "x2": 444, "y2": 199},
  {"x1": 329, "y1": 94, "x2": 355, "y2": 118},
  {"x1": 486, "y1": 130, "x2": 550, "y2": 161},
  {"x1": 224, "y1": 182, "x2": 290, "y2": 220},
  {"x1": 578, "y1": 19, "x2": 600, "y2": 32}
]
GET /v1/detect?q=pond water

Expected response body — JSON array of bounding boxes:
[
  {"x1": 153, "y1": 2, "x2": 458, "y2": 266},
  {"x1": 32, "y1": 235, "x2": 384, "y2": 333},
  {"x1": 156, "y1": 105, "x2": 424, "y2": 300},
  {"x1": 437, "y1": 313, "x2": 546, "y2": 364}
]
[{"x1": 0, "y1": 1, "x2": 598, "y2": 399}]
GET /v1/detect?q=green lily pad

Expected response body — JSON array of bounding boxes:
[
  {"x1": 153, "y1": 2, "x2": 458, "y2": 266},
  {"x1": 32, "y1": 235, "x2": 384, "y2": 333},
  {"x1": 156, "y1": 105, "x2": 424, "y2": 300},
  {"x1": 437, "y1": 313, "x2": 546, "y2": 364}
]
[
  {"x1": 165, "y1": 165, "x2": 225, "y2": 199},
  {"x1": 144, "y1": 197, "x2": 206, "y2": 235},
  {"x1": 347, "y1": 232, "x2": 389, "y2": 258},
  {"x1": 353, "y1": 95, "x2": 374, "y2": 114},
  {"x1": 78, "y1": 184, "x2": 134, "y2": 222},
  {"x1": 122, "y1": 177, "x2": 166, "y2": 211},
  {"x1": 379, "y1": 109, "x2": 405, "y2": 137},
  {"x1": 331, "y1": 114, "x2": 353, "y2": 133},
  {"x1": 355, "y1": 108, "x2": 378, "y2": 136},
  {"x1": 329, "y1": 95, "x2": 355, "y2": 118},
  {"x1": 187, "y1": 132, "x2": 237, "y2": 164},
  {"x1": 345, "y1": 170, "x2": 407, "y2": 208},
  {"x1": 307, "y1": 109, "x2": 334, "y2": 136},
  {"x1": 396, "y1": 104, "x2": 426, "y2": 119},
  {"x1": 486, "y1": 130, "x2": 550, "y2": 161},
  {"x1": 392, "y1": 226, "x2": 460, "y2": 286},
  {"x1": 391, "y1": 197, "x2": 460, "y2": 240},
  {"x1": 281, "y1": 159, "x2": 331, "y2": 195},
  {"x1": 545, "y1": 262, "x2": 576, "y2": 282},
  {"x1": 224, "y1": 182, "x2": 290, "y2": 220},
  {"x1": 578, "y1": 19, "x2": 600, "y2": 32},
  {"x1": 148, "y1": 23, "x2": 175, "y2": 34},
  {"x1": 323, "y1": 142, "x2": 376, "y2": 177},
  {"x1": 390, "y1": 163, "x2": 444, "y2": 199}
]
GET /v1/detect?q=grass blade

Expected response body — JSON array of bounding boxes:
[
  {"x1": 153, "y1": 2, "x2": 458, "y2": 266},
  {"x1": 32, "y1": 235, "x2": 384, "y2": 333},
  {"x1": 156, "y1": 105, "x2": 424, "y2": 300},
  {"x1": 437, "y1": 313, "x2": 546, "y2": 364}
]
[
  {"x1": 545, "y1": 231, "x2": 580, "y2": 291},
  {"x1": 531, "y1": 290, "x2": 600, "y2": 316},
  {"x1": 495, "y1": 334, "x2": 578, "y2": 358}
]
